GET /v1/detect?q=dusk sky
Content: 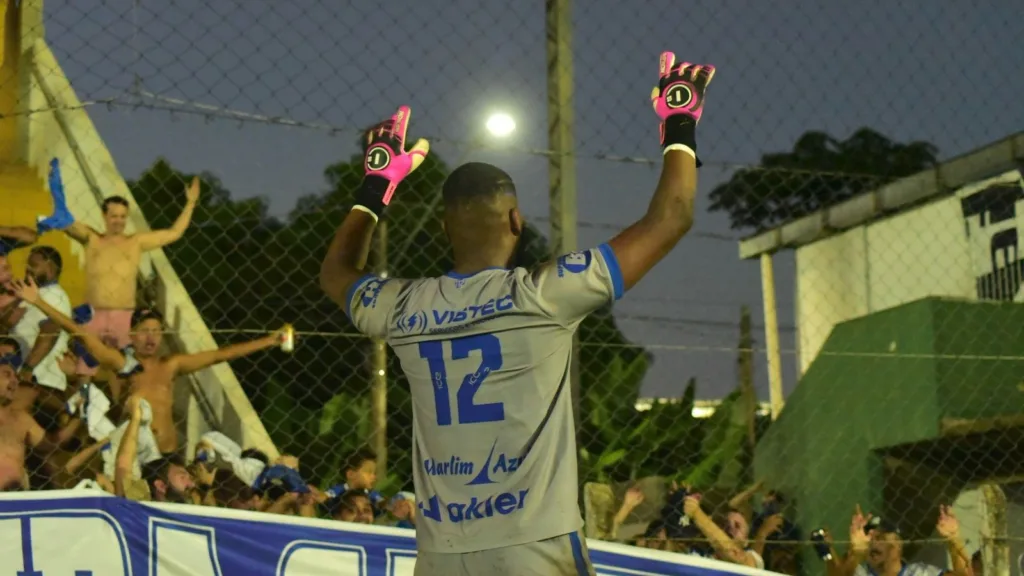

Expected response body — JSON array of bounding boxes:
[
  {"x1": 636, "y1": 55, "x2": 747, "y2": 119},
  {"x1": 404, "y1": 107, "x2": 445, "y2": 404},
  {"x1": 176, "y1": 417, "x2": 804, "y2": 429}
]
[{"x1": 43, "y1": 0, "x2": 1024, "y2": 400}]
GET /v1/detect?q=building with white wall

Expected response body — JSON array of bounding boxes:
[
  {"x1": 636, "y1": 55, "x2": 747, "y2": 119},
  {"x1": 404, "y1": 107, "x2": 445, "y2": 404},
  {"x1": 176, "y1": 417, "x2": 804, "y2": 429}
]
[{"x1": 740, "y1": 134, "x2": 1024, "y2": 378}]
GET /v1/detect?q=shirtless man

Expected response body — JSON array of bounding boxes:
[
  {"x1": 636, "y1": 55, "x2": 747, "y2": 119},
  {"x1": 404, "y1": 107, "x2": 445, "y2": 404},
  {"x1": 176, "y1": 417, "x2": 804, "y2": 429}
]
[
  {"x1": 9, "y1": 275, "x2": 288, "y2": 455},
  {"x1": 63, "y1": 171, "x2": 199, "y2": 368},
  {"x1": 0, "y1": 336, "x2": 36, "y2": 413},
  {"x1": 0, "y1": 350, "x2": 77, "y2": 490}
]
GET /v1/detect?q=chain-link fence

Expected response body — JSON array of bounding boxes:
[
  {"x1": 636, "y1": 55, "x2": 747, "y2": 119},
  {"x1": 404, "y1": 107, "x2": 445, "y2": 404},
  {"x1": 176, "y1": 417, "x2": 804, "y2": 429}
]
[{"x1": 2, "y1": 0, "x2": 1023, "y2": 573}]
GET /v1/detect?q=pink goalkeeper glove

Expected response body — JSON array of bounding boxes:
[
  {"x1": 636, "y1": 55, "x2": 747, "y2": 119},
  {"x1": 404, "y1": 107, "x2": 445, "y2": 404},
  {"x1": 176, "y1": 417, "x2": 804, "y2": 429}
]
[
  {"x1": 650, "y1": 51, "x2": 715, "y2": 165},
  {"x1": 353, "y1": 105, "x2": 430, "y2": 221}
]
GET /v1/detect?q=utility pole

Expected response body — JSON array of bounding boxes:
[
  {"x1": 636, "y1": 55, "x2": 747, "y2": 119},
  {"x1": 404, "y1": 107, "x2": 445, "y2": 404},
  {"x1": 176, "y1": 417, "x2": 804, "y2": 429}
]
[
  {"x1": 738, "y1": 306, "x2": 756, "y2": 448},
  {"x1": 370, "y1": 220, "x2": 388, "y2": 478},
  {"x1": 545, "y1": 0, "x2": 581, "y2": 432},
  {"x1": 760, "y1": 253, "x2": 784, "y2": 420}
]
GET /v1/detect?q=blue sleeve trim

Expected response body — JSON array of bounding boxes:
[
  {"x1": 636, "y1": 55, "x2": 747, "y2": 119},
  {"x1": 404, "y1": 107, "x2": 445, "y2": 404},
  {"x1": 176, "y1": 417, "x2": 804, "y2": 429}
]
[
  {"x1": 597, "y1": 243, "x2": 625, "y2": 300},
  {"x1": 568, "y1": 531, "x2": 591, "y2": 576},
  {"x1": 344, "y1": 274, "x2": 378, "y2": 319}
]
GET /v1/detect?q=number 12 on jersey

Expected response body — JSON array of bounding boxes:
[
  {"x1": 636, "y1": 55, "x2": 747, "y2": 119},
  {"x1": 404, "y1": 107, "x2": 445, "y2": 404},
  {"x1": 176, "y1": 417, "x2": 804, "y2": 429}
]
[{"x1": 418, "y1": 333, "x2": 505, "y2": 426}]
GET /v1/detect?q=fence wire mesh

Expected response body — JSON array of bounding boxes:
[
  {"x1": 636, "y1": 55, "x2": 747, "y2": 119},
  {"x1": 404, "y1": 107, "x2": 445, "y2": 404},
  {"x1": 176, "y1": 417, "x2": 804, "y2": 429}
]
[{"x1": 0, "y1": 0, "x2": 1022, "y2": 573}]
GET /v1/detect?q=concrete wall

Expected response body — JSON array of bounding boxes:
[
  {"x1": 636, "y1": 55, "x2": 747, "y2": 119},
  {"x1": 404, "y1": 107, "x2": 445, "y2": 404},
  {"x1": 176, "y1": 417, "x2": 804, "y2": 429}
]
[{"x1": 795, "y1": 170, "x2": 1024, "y2": 374}]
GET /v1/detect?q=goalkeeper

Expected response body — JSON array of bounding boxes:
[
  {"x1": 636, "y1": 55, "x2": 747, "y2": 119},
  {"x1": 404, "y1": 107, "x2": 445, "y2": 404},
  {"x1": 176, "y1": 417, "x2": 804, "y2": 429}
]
[{"x1": 320, "y1": 51, "x2": 714, "y2": 575}]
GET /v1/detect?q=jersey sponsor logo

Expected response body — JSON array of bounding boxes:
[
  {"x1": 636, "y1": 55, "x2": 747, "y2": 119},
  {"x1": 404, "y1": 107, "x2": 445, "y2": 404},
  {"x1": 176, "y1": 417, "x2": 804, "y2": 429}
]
[
  {"x1": 421, "y1": 440, "x2": 525, "y2": 485},
  {"x1": 360, "y1": 278, "x2": 386, "y2": 308},
  {"x1": 557, "y1": 250, "x2": 592, "y2": 276},
  {"x1": 423, "y1": 454, "x2": 475, "y2": 476},
  {"x1": 429, "y1": 294, "x2": 514, "y2": 326},
  {"x1": 394, "y1": 310, "x2": 428, "y2": 335},
  {"x1": 418, "y1": 489, "x2": 530, "y2": 524},
  {"x1": 464, "y1": 439, "x2": 524, "y2": 486}
]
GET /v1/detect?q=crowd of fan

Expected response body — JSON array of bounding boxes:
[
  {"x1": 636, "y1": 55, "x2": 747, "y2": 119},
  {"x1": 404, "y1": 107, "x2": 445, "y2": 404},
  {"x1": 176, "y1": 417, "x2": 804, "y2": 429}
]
[
  {"x1": 604, "y1": 479, "x2": 976, "y2": 576},
  {"x1": 0, "y1": 160, "x2": 416, "y2": 529},
  {"x1": 0, "y1": 161, "x2": 981, "y2": 575}
]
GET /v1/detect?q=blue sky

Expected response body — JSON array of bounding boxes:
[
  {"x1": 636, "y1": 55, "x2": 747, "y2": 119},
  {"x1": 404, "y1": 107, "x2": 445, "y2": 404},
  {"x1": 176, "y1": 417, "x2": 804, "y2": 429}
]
[{"x1": 45, "y1": 0, "x2": 1024, "y2": 399}]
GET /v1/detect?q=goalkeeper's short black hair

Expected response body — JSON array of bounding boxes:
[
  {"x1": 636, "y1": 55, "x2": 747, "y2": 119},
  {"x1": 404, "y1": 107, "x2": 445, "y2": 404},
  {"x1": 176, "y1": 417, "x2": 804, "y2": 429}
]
[{"x1": 442, "y1": 162, "x2": 516, "y2": 205}]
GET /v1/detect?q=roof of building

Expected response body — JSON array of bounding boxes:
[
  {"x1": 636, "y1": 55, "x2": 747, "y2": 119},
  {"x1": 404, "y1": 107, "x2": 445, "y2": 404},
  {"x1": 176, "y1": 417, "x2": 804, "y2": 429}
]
[{"x1": 737, "y1": 132, "x2": 1024, "y2": 259}]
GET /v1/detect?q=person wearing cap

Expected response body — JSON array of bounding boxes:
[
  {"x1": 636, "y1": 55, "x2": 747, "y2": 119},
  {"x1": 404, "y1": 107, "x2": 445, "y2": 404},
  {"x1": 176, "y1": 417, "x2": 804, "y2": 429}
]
[
  {"x1": 0, "y1": 246, "x2": 72, "y2": 411},
  {"x1": 0, "y1": 350, "x2": 80, "y2": 490},
  {"x1": 60, "y1": 173, "x2": 199, "y2": 377},
  {"x1": 6, "y1": 275, "x2": 290, "y2": 456},
  {"x1": 836, "y1": 505, "x2": 971, "y2": 576}
]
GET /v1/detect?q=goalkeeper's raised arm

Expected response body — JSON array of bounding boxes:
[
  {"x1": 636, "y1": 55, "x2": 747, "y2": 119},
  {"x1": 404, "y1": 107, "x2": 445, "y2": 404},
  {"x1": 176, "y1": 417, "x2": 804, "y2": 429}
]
[
  {"x1": 320, "y1": 106, "x2": 429, "y2": 308},
  {"x1": 606, "y1": 52, "x2": 715, "y2": 289}
]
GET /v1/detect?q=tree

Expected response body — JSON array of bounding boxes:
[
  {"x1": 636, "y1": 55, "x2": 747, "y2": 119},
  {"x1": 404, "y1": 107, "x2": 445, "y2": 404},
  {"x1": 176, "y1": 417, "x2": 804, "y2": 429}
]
[
  {"x1": 708, "y1": 128, "x2": 939, "y2": 232},
  {"x1": 129, "y1": 150, "x2": 650, "y2": 491}
]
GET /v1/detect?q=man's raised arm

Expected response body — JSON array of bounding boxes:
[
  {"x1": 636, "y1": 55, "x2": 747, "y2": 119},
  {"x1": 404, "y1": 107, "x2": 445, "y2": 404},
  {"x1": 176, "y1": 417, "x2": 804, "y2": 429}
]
[
  {"x1": 0, "y1": 298, "x2": 25, "y2": 332},
  {"x1": 173, "y1": 328, "x2": 285, "y2": 375},
  {"x1": 114, "y1": 395, "x2": 144, "y2": 498},
  {"x1": 0, "y1": 226, "x2": 37, "y2": 246},
  {"x1": 64, "y1": 221, "x2": 97, "y2": 245},
  {"x1": 320, "y1": 106, "x2": 428, "y2": 309},
  {"x1": 139, "y1": 176, "x2": 200, "y2": 251},
  {"x1": 320, "y1": 209, "x2": 378, "y2": 308},
  {"x1": 6, "y1": 277, "x2": 127, "y2": 371},
  {"x1": 37, "y1": 159, "x2": 91, "y2": 244},
  {"x1": 607, "y1": 52, "x2": 714, "y2": 291}
]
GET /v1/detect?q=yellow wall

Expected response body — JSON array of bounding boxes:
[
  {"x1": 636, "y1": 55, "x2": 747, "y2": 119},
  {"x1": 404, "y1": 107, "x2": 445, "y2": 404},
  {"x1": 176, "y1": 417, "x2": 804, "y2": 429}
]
[
  {"x1": 0, "y1": 165, "x2": 87, "y2": 304},
  {"x1": 0, "y1": 0, "x2": 18, "y2": 159},
  {"x1": 0, "y1": 0, "x2": 84, "y2": 305}
]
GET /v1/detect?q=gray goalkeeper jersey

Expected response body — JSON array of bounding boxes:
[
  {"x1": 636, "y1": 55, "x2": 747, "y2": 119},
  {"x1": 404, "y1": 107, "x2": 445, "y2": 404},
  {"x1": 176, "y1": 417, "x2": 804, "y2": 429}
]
[{"x1": 347, "y1": 244, "x2": 625, "y2": 553}]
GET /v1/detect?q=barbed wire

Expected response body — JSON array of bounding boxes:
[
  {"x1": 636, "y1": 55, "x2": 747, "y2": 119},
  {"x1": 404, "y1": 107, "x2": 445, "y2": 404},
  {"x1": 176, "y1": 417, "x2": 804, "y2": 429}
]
[
  {"x1": 116, "y1": 326, "x2": 1024, "y2": 362},
  {"x1": 6, "y1": 91, "x2": 899, "y2": 184},
  {"x1": 127, "y1": 90, "x2": 903, "y2": 181}
]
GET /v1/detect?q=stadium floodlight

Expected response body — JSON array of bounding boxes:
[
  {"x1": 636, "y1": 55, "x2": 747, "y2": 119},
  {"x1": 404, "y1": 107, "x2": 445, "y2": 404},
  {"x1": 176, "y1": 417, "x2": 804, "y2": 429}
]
[{"x1": 485, "y1": 112, "x2": 516, "y2": 138}]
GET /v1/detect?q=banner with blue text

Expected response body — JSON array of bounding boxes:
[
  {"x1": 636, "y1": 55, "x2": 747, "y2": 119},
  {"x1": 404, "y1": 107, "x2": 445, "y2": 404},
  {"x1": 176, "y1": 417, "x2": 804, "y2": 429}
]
[{"x1": 0, "y1": 490, "x2": 771, "y2": 576}]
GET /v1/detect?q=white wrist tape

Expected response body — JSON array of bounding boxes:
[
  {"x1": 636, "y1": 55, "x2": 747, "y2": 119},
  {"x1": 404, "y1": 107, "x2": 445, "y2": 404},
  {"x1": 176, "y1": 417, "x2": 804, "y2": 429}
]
[
  {"x1": 663, "y1": 144, "x2": 696, "y2": 158},
  {"x1": 351, "y1": 205, "x2": 379, "y2": 223}
]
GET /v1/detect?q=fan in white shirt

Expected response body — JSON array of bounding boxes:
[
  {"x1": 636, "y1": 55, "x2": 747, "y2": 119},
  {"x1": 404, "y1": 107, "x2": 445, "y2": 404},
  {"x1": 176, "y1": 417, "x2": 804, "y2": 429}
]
[{"x1": 2, "y1": 246, "x2": 71, "y2": 408}]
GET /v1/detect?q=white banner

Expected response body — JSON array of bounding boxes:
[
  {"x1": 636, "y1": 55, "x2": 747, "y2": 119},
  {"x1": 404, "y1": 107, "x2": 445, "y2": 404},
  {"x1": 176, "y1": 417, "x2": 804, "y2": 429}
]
[{"x1": 0, "y1": 490, "x2": 774, "y2": 576}]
